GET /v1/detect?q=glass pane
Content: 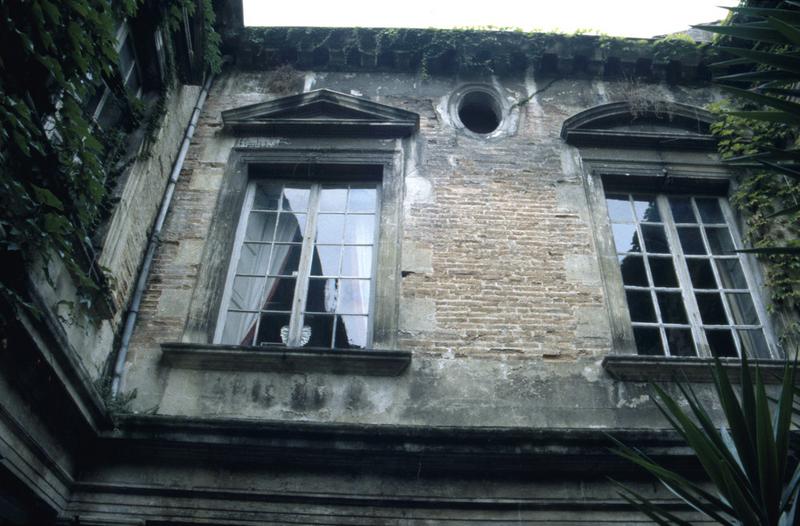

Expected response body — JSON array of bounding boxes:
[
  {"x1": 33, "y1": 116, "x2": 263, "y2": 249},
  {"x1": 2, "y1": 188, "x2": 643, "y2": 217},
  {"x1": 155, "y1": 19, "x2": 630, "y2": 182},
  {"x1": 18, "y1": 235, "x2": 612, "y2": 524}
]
[
  {"x1": 641, "y1": 225, "x2": 670, "y2": 254},
  {"x1": 706, "y1": 329, "x2": 737, "y2": 358},
  {"x1": 345, "y1": 215, "x2": 376, "y2": 244},
  {"x1": 255, "y1": 312, "x2": 291, "y2": 346},
  {"x1": 305, "y1": 277, "x2": 336, "y2": 313},
  {"x1": 716, "y1": 259, "x2": 747, "y2": 289},
  {"x1": 221, "y1": 311, "x2": 258, "y2": 346},
  {"x1": 656, "y1": 291, "x2": 688, "y2": 324},
  {"x1": 253, "y1": 184, "x2": 282, "y2": 210},
  {"x1": 267, "y1": 245, "x2": 302, "y2": 276},
  {"x1": 281, "y1": 187, "x2": 310, "y2": 212},
  {"x1": 348, "y1": 188, "x2": 377, "y2": 212},
  {"x1": 686, "y1": 258, "x2": 716, "y2": 289},
  {"x1": 342, "y1": 246, "x2": 373, "y2": 278},
  {"x1": 275, "y1": 212, "x2": 306, "y2": 243},
  {"x1": 311, "y1": 246, "x2": 341, "y2": 276},
  {"x1": 303, "y1": 314, "x2": 335, "y2": 348},
  {"x1": 669, "y1": 197, "x2": 696, "y2": 223},
  {"x1": 619, "y1": 255, "x2": 648, "y2": 286},
  {"x1": 228, "y1": 276, "x2": 264, "y2": 311},
  {"x1": 633, "y1": 327, "x2": 664, "y2": 356},
  {"x1": 726, "y1": 293, "x2": 759, "y2": 325},
  {"x1": 316, "y1": 214, "x2": 345, "y2": 244},
  {"x1": 245, "y1": 212, "x2": 278, "y2": 242},
  {"x1": 696, "y1": 198, "x2": 725, "y2": 223},
  {"x1": 338, "y1": 279, "x2": 371, "y2": 315},
  {"x1": 665, "y1": 328, "x2": 696, "y2": 356},
  {"x1": 626, "y1": 290, "x2": 657, "y2": 322},
  {"x1": 632, "y1": 195, "x2": 661, "y2": 222},
  {"x1": 649, "y1": 257, "x2": 678, "y2": 287},
  {"x1": 739, "y1": 329, "x2": 770, "y2": 358},
  {"x1": 236, "y1": 243, "x2": 271, "y2": 276},
  {"x1": 695, "y1": 292, "x2": 728, "y2": 325},
  {"x1": 260, "y1": 277, "x2": 296, "y2": 311},
  {"x1": 612, "y1": 224, "x2": 641, "y2": 253},
  {"x1": 319, "y1": 188, "x2": 347, "y2": 212},
  {"x1": 677, "y1": 227, "x2": 707, "y2": 255},
  {"x1": 336, "y1": 315, "x2": 369, "y2": 349},
  {"x1": 606, "y1": 195, "x2": 632, "y2": 223},
  {"x1": 706, "y1": 227, "x2": 735, "y2": 255}
]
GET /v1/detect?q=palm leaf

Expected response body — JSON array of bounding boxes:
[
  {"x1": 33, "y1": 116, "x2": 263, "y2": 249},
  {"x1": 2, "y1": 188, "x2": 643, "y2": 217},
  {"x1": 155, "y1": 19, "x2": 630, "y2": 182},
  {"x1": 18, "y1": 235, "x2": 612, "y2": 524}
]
[
  {"x1": 716, "y1": 46, "x2": 800, "y2": 75},
  {"x1": 726, "y1": 7, "x2": 800, "y2": 25},
  {"x1": 721, "y1": 85, "x2": 800, "y2": 118},
  {"x1": 727, "y1": 111, "x2": 800, "y2": 124},
  {"x1": 768, "y1": 16, "x2": 800, "y2": 47},
  {"x1": 767, "y1": 203, "x2": 800, "y2": 218},
  {"x1": 693, "y1": 24, "x2": 789, "y2": 44}
]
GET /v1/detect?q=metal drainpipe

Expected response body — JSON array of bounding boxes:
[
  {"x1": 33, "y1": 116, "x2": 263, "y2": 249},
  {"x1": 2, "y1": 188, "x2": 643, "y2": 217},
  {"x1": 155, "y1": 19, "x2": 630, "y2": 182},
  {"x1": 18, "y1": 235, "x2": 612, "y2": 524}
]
[{"x1": 111, "y1": 74, "x2": 214, "y2": 396}]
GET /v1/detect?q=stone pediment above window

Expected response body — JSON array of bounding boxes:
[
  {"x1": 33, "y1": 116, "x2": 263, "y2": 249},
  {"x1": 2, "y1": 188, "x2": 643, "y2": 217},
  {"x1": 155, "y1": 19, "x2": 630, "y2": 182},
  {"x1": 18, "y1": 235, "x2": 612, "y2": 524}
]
[
  {"x1": 221, "y1": 88, "x2": 420, "y2": 137},
  {"x1": 561, "y1": 101, "x2": 717, "y2": 150}
]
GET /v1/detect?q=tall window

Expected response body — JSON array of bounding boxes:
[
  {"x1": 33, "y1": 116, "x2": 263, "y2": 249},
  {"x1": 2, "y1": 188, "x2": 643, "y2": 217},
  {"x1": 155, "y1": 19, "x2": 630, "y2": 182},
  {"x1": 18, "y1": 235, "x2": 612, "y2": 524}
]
[
  {"x1": 606, "y1": 193, "x2": 774, "y2": 359},
  {"x1": 218, "y1": 180, "x2": 379, "y2": 349}
]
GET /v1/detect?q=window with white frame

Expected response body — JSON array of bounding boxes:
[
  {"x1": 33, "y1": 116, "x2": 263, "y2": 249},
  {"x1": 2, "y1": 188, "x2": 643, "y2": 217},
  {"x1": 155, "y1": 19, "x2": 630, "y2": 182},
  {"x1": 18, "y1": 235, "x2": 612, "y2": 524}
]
[
  {"x1": 216, "y1": 179, "x2": 380, "y2": 349},
  {"x1": 605, "y1": 192, "x2": 775, "y2": 359}
]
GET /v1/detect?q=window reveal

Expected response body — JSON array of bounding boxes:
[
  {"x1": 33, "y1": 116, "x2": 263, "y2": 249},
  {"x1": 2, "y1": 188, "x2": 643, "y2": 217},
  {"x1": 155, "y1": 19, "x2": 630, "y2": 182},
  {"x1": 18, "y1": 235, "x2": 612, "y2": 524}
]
[
  {"x1": 218, "y1": 181, "x2": 379, "y2": 349},
  {"x1": 606, "y1": 193, "x2": 772, "y2": 358}
]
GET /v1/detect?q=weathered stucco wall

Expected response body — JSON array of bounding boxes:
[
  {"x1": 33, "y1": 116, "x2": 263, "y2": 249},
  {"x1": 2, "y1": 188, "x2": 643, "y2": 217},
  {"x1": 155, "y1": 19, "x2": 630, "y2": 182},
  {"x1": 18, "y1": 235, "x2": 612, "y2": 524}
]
[{"x1": 122, "y1": 67, "x2": 723, "y2": 428}]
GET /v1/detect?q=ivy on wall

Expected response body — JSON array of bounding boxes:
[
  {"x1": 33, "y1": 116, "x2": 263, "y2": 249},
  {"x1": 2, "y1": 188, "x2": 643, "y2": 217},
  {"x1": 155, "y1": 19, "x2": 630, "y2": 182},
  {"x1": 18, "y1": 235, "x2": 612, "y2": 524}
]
[{"x1": 0, "y1": 0, "x2": 221, "y2": 323}]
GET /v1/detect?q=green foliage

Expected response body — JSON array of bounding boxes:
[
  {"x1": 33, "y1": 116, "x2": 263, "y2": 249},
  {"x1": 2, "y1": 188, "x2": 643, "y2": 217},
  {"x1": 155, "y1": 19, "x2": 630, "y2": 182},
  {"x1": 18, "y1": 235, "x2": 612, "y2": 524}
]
[{"x1": 612, "y1": 356, "x2": 800, "y2": 525}]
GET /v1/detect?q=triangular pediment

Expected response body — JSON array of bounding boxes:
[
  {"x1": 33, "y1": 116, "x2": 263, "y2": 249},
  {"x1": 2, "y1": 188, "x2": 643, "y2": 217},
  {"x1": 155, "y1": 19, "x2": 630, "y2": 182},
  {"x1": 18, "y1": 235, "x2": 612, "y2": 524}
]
[
  {"x1": 222, "y1": 89, "x2": 419, "y2": 137},
  {"x1": 561, "y1": 101, "x2": 717, "y2": 150}
]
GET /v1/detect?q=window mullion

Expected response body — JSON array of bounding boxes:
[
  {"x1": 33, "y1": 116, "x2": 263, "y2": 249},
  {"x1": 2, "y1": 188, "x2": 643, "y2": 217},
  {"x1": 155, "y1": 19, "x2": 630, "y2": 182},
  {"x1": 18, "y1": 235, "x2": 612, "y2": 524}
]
[
  {"x1": 658, "y1": 195, "x2": 710, "y2": 357},
  {"x1": 287, "y1": 184, "x2": 320, "y2": 347}
]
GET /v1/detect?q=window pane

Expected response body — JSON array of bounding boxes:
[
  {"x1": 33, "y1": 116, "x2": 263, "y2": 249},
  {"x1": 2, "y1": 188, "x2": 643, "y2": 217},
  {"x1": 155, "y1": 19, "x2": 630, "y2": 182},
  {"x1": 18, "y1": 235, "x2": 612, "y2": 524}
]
[
  {"x1": 677, "y1": 227, "x2": 706, "y2": 255},
  {"x1": 706, "y1": 329, "x2": 737, "y2": 357},
  {"x1": 311, "y1": 246, "x2": 341, "y2": 276},
  {"x1": 260, "y1": 277, "x2": 296, "y2": 311},
  {"x1": 256, "y1": 312, "x2": 292, "y2": 346},
  {"x1": 345, "y1": 215, "x2": 376, "y2": 244},
  {"x1": 316, "y1": 214, "x2": 345, "y2": 244},
  {"x1": 657, "y1": 291, "x2": 688, "y2": 324},
  {"x1": 281, "y1": 187, "x2": 310, "y2": 212},
  {"x1": 267, "y1": 245, "x2": 302, "y2": 276},
  {"x1": 319, "y1": 188, "x2": 347, "y2": 212},
  {"x1": 229, "y1": 276, "x2": 265, "y2": 311},
  {"x1": 612, "y1": 224, "x2": 641, "y2": 253},
  {"x1": 245, "y1": 212, "x2": 278, "y2": 242},
  {"x1": 633, "y1": 327, "x2": 664, "y2": 355},
  {"x1": 606, "y1": 195, "x2": 632, "y2": 223},
  {"x1": 738, "y1": 329, "x2": 770, "y2": 359},
  {"x1": 619, "y1": 255, "x2": 647, "y2": 286},
  {"x1": 716, "y1": 259, "x2": 747, "y2": 289},
  {"x1": 348, "y1": 188, "x2": 377, "y2": 212},
  {"x1": 341, "y1": 246, "x2": 373, "y2": 278},
  {"x1": 726, "y1": 293, "x2": 758, "y2": 325},
  {"x1": 641, "y1": 225, "x2": 670, "y2": 254},
  {"x1": 221, "y1": 311, "x2": 259, "y2": 346},
  {"x1": 236, "y1": 243, "x2": 271, "y2": 276},
  {"x1": 696, "y1": 198, "x2": 724, "y2": 223},
  {"x1": 253, "y1": 184, "x2": 282, "y2": 210},
  {"x1": 274, "y1": 212, "x2": 306, "y2": 243},
  {"x1": 632, "y1": 195, "x2": 661, "y2": 222},
  {"x1": 336, "y1": 315, "x2": 368, "y2": 348},
  {"x1": 695, "y1": 293, "x2": 728, "y2": 325},
  {"x1": 686, "y1": 258, "x2": 716, "y2": 289},
  {"x1": 338, "y1": 279, "x2": 371, "y2": 315},
  {"x1": 665, "y1": 328, "x2": 696, "y2": 356},
  {"x1": 669, "y1": 197, "x2": 696, "y2": 223},
  {"x1": 303, "y1": 314, "x2": 335, "y2": 348},
  {"x1": 626, "y1": 290, "x2": 656, "y2": 322},
  {"x1": 649, "y1": 257, "x2": 678, "y2": 287},
  {"x1": 706, "y1": 227, "x2": 735, "y2": 255},
  {"x1": 305, "y1": 277, "x2": 336, "y2": 313}
]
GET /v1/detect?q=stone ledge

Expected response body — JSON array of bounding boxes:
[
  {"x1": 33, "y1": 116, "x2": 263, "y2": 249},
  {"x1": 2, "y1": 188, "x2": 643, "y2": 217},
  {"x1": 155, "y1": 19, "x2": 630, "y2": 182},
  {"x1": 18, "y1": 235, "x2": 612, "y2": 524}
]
[
  {"x1": 602, "y1": 355, "x2": 793, "y2": 384},
  {"x1": 161, "y1": 342, "x2": 411, "y2": 376}
]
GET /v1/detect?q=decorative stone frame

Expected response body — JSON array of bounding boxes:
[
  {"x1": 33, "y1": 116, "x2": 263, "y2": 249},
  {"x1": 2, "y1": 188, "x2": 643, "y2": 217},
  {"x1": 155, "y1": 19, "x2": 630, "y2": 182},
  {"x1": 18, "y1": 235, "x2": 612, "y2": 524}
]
[
  {"x1": 562, "y1": 101, "x2": 787, "y2": 382},
  {"x1": 444, "y1": 83, "x2": 519, "y2": 139}
]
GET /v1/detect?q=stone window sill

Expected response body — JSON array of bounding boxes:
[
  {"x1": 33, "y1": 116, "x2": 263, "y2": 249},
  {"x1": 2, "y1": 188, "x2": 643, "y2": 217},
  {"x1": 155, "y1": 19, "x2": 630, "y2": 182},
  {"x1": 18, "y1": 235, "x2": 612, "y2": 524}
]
[
  {"x1": 161, "y1": 342, "x2": 411, "y2": 376},
  {"x1": 602, "y1": 355, "x2": 792, "y2": 384}
]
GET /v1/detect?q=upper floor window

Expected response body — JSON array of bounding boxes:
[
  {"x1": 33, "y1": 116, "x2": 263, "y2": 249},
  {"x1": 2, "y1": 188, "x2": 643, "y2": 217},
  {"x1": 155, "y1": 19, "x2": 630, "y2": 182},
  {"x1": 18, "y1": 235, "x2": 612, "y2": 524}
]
[
  {"x1": 217, "y1": 179, "x2": 379, "y2": 349},
  {"x1": 606, "y1": 192, "x2": 774, "y2": 358}
]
